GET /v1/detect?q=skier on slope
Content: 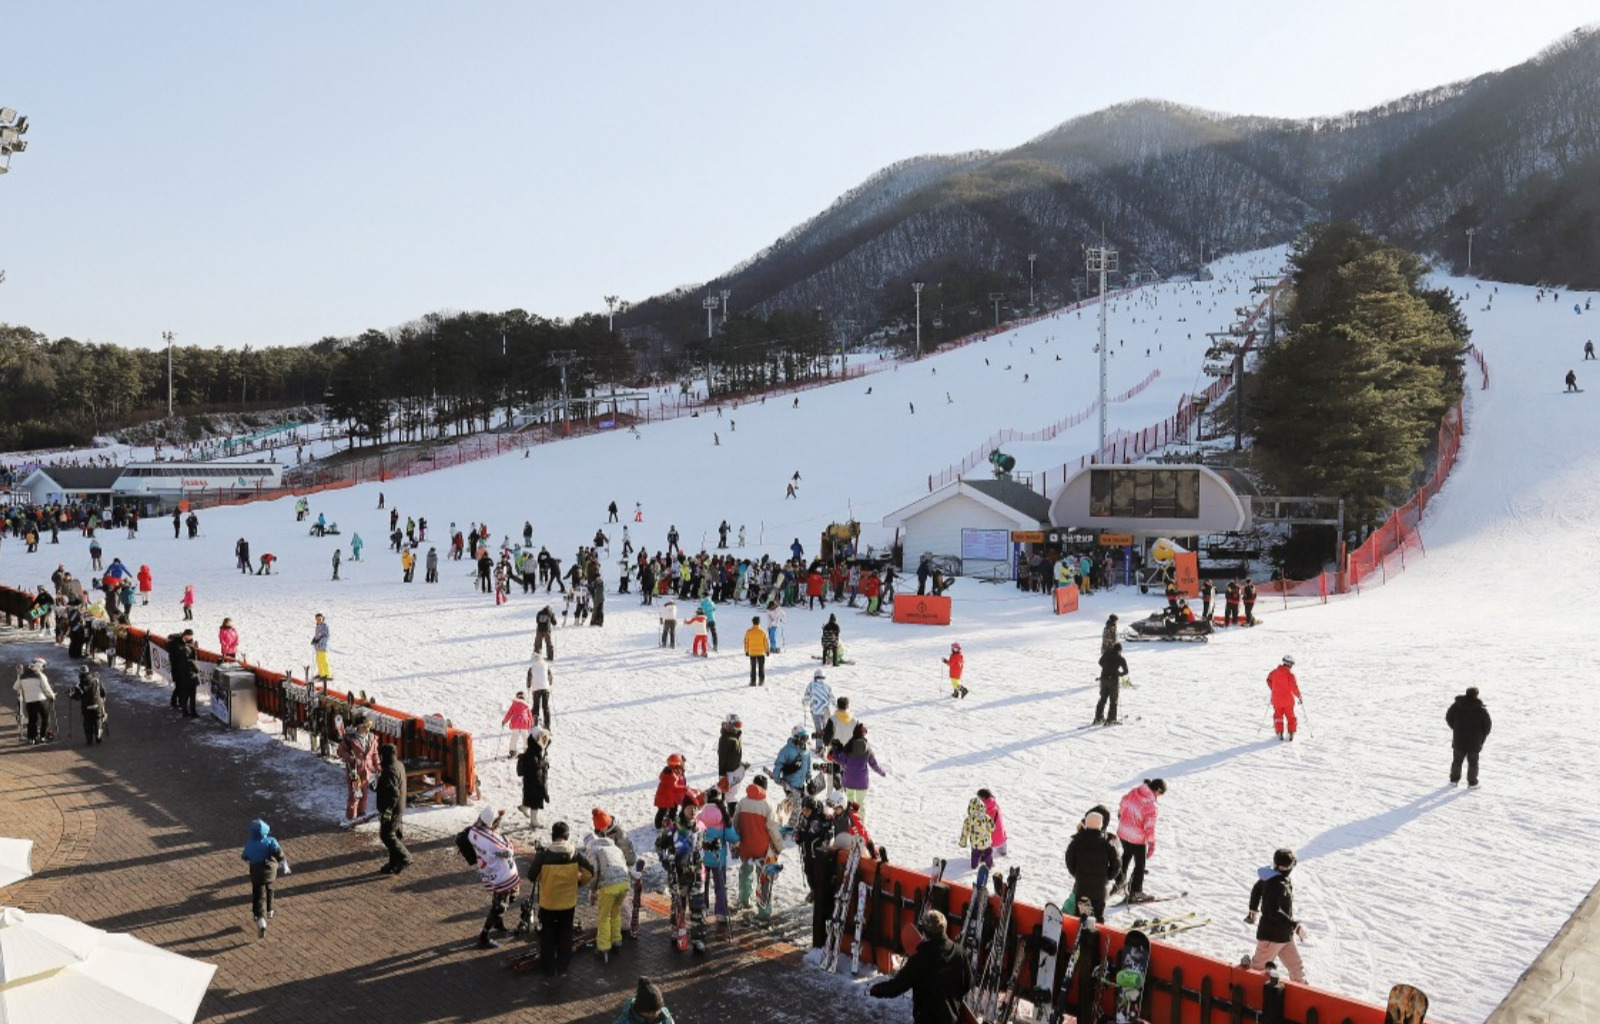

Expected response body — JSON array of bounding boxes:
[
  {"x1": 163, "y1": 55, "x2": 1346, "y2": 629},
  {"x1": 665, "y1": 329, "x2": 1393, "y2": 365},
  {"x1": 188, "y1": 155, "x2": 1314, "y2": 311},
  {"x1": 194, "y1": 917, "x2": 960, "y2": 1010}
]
[
  {"x1": 1267, "y1": 655, "x2": 1302, "y2": 741},
  {"x1": 1244, "y1": 847, "x2": 1309, "y2": 983},
  {"x1": 1111, "y1": 778, "x2": 1166, "y2": 902},
  {"x1": 1094, "y1": 642, "x2": 1129, "y2": 726},
  {"x1": 942, "y1": 642, "x2": 968, "y2": 699},
  {"x1": 820, "y1": 613, "x2": 842, "y2": 666}
]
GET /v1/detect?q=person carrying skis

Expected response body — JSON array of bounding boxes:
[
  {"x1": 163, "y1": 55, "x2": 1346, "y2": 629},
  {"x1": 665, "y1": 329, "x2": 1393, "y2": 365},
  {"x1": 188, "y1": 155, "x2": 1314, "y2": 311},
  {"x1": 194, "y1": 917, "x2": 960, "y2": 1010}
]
[
  {"x1": 241, "y1": 818, "x2": 288, "y2": 939},
  {"x1": 795, "y1": 797, "x2": 836, "y2": 947},
  {"x1": 337, "y1": 715, "x2": 381, "y2": 823},
  {"x1": 1446, "y1": 685, "x2": 1492, "y2": 788},
  {"x1": 735, "y1": 776, "x2": 784, "y2": 911},
  {"x1": 465, "y1": 806, "x2": 521, "y2": 948},
  {"x1": 1095, "y1": 642, "x2": 1129, "y2": 726},
  {"x1": 502, "y1": 690, "x2": 534, "y2": 759},
  {"x1": 13, "y1": 656, "x2": 56, "y2": 744},
  {"x1": 653, "y1": 754, "x2": 690, "y2": 829},
  {"x1": 743, "y1": 615, "x2": 769, "y2": 686},
  {"x1": 868, "y1": 910, "x2": 974, "y2": 1022},
  {"x1": 820, "y1": 613, "x2": 842, "y2": 666},
  {"x1": 717, "y1": 713, "x2": 747, "y2": 793},
  {"x1": 1112, "y1": 778, "x2": 1166, "y2": 901},
  {"x1": 1268, "y1": 655, "x2": 1302, "y2": 740},
  {"x1": 804, "y1": 670, "x2": 833, "y2": 750},
  {"x1": 70, "y1": 665, "x2": 108, "y2": 745},
  {"x1": 1200, "y1": 578, "x2": 1216, "y2": 622},
  {"x1": 942, "y1": 642, "x2": 968, "y2": 699},
  {"x1": 1065, "y1": 807, "x2": 1120, "y2": 919},
  {"x1": 957, "y1": 795, "x2": 996, "y2": 870},
  {"x1": 1245, "y1": 847, "x2": 1308, "y2": 983}
]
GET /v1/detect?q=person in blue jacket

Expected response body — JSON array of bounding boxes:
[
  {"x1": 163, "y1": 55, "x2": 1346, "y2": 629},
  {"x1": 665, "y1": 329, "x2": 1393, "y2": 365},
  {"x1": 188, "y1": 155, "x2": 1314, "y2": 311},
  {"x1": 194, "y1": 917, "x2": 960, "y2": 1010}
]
[
  {"x1": 772, "y1": 726, "x2": 813, "y2": 807},
  {"x1": 696, "y1": 802, "x2": 739, "y2": 929},
  {"x1": 241, "y1": 818, "x2": 288, "y2": 938}
]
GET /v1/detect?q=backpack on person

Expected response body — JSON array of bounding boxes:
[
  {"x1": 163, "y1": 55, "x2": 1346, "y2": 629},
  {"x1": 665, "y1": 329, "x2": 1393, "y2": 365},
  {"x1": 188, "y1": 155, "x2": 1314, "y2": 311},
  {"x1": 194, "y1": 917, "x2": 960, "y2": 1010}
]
[{"x1": 455, "y1": 827, "x2": 478, "y2": 867}]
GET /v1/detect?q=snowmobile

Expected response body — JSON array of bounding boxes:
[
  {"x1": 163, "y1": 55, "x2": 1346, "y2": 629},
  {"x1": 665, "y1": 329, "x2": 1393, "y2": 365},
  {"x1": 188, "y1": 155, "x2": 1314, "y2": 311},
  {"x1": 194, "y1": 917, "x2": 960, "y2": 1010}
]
[{"x1": 1124, "y1": 606, "x2": 1213, "y2": 643}]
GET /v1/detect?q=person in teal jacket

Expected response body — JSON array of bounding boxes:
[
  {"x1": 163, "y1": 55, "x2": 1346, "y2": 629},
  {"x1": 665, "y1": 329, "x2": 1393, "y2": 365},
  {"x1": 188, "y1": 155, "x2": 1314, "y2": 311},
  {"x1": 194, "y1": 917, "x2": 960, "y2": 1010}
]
[
  {"x1": 615, "y1": 976, "x2": 674, "y2": 1023},
  {"x1": 241, "y1": 819, "x2": 288, "y2": 938},
  {"x1": 696, "y1": 803, "x2": 740, "y2": 926}
]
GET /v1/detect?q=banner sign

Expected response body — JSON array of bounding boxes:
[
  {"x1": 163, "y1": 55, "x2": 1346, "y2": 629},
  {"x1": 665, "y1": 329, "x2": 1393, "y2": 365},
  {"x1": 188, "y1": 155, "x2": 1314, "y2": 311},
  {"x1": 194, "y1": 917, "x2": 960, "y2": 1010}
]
[
  {"x1": 892, "y1": 595, "x2": 952, "y2": 626},
  {"x1": 1173, "y1": 552, "x2": 1201, "y2": 597},
  {"x1": 1053, "y1": 585, "x2": 1080, "y2": 615}
]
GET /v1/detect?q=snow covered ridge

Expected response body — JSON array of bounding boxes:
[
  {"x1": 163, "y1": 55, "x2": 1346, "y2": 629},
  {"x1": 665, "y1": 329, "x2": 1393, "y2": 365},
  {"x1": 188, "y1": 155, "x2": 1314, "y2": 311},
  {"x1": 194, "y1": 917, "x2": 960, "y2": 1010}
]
[{"x1": 2, "y1": 253, "x2": 1590, "y2": 1023}]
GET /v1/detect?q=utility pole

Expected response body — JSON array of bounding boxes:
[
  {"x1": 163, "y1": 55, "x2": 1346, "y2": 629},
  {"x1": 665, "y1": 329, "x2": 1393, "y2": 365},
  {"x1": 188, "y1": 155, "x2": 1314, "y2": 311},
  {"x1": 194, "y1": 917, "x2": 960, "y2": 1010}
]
[
  {"x1": 912, "y1": 282, "x2": 924, "y2": 358},
  {"x1": 702, "y1": 295, "x2": 718, "y2": 339},
  {"x1": 1085, "y1": 236, "x2": 1118, "y2": 458},
  {"x1": 1028, "y1": 253, "x2": 1037, "y2": 307},
  {"x1": 163, "y1": 331, "x2": 176, "y2": 417},
  {"x1": 604, "y1": 295, "x2": 619, "y2": 331},
  {"x1": 1465, "y1": 228, "x2": 1476, "y2": 275},
  {"x1": 988, "y1": 292, "x2": 1005, "y2": 327},
  {"x1": 720, "y1": 289, "x2": 731, "y2": 326}
]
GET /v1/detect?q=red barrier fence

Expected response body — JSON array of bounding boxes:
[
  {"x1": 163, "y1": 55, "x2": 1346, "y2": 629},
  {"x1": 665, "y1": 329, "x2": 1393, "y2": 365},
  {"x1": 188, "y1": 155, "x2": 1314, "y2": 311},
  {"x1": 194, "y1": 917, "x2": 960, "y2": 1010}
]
[
  {"x1": 1342, "y1": 346, "x2": 1487, "y2": 592},
  {"x1": 0, "y1": 586, "x2": 477, "y2": 806},
  {"x1": 839, "y1": 854, "x2": 1412, "y2": 1024}
]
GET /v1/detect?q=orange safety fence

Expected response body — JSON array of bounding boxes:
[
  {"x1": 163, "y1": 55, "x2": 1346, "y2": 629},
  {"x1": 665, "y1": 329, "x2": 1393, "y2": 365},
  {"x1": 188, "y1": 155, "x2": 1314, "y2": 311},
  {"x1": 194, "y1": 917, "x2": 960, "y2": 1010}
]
[
  {"x1": 837, "y1": 854, "x2": 1417, "y2": 1024},
  {"x1": 0, "y1": 586, "x2": 477, "y2": 805},
  {"x1": 1342, "y1": 346, "x2": 1486, "y2": 593}
]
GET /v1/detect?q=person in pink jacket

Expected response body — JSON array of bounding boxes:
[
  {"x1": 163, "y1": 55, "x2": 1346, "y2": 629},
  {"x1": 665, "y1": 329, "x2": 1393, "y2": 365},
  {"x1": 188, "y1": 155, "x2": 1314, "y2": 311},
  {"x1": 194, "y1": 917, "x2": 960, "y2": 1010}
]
[
  {"x1": 1112, "y1": 778, "x2": 1166, "y2": 901},
  {"x1": 978, "y1": 787, "x2": 1008, "y2": 858},
  {"x1": 501, "y1": 691, "x2": 534, "y2": 759},
  {"x1": 218, "y1": 618, "x2": 240, "y2": 661}
]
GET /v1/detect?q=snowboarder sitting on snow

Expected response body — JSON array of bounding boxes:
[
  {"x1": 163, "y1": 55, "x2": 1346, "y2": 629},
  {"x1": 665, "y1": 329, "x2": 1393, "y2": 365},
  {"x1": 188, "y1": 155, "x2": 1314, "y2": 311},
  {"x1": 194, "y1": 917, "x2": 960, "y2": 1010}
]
[
  {"x1": 869, "y1": 910, "x2": 973, "y2": 1019},
  {"x1": 1245, "y1": 847, "x2": 1308, "y2": 983}
]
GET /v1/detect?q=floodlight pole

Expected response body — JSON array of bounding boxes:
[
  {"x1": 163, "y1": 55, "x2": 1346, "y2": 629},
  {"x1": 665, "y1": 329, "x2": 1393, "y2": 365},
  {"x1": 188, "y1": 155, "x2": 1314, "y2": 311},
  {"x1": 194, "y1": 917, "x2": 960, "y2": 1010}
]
[
  {"x1": 912, "y1": 282, "x2": 924, "y2": 358},
  {"x1": 1465, "y1": 228, "x2": 1475, "y2": 275},
  {"x1": 163, "y1": 331, "x2": 175, "y2": 417},
  {"x1": 1085, "y1": 238, "x2": 1118, "y2": 458},
  {"x1": 988, "y1": 292, "x2": 1004, "y2": 327},
  {"x1": 720, "y1": 289, "x2": 731, "y2": 326},
  {"x1": 604, "y1": 295, "x2": 618, "y2": 331},
  {"x1": 1028, "y1": 253, "x2": 1037, "y2": 307}
]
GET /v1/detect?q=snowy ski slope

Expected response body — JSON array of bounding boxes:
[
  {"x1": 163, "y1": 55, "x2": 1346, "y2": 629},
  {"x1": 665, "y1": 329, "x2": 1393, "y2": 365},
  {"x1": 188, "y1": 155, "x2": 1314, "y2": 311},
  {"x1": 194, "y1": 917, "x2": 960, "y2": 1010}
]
[{"x1": 7, "y1": 252, "x2": 1598, "y2": 1022}]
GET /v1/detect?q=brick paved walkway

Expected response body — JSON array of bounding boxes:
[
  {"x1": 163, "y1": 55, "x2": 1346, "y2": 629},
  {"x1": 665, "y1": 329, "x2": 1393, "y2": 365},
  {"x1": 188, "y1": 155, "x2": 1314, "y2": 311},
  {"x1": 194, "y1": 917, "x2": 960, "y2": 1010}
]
[{"x1": 0, "y1": 628, "x2": 902, "y2": 1024}]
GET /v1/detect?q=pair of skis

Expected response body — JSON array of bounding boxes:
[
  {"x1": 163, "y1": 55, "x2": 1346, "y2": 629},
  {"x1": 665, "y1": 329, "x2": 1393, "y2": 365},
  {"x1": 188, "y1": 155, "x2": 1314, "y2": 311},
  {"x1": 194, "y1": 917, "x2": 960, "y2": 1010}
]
[
  {"x1": 967, "y1": 866, "x2": 1021, "y2": 1021},
  {"x1": 819, "y1": 841, "x2": 863, "y2": 972}
]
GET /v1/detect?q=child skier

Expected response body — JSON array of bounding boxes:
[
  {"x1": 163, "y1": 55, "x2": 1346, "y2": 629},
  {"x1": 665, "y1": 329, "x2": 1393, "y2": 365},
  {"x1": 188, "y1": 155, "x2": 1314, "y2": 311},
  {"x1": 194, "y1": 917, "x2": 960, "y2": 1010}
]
[
  {"x1": 942, "y1": 642, "x2": 968, "y2": 698},
  {"x1": 1244, "y1": 847, "x2": 1308, "y2": 983},
  {"x1": 653, "y1": 754, "x2": 690, "y2": 828},
  {"x1": 978, "y1": 787, "x2": 1008, "y2": 858},
  {"x1": 241, "y1": 818, "x2": 288, "y2": 938},
  {"x1": 683, "y1": 607, "x2": 709, "y2": 657},
  {"x1": 501, "y1": 691, "x2": 533, "y2": 759}
]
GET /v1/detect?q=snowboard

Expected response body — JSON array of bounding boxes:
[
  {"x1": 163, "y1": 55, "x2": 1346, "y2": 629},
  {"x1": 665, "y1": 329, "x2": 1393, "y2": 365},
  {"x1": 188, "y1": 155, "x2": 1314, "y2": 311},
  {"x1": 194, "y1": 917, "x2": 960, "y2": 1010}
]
[
  {"x1": 1108, "y1": 929, "x2": 1151, "y2": 1024},
  {"x1": 1385, "y1": 983, "x2": 1430, "y2": 1024},
  {"x1": 1051, "y1": 912, "x2": 1098, "y2": 1024},
  {"x1": 755, "y1": 855, "x2": 781, "y2": 922},
  {"x1": 1027, "y1": 900, "x2": 1064, "y2": 1021},
  {"x1": 628, "y1": 858, "x2": 646, "y2": 938},
  {"x1": 958, "y1": 864, "x2": 992, "y2": 975},
  {"x1": 899, "y1": 856, "x2": 947, "y2": 960}
]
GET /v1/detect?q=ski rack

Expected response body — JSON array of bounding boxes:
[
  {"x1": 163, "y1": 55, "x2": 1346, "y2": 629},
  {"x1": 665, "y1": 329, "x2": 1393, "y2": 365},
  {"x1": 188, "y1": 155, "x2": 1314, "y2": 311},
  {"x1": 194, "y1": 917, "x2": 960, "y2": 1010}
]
[{"x1": 834, "y1": 854, "x2": 1428, "y2": 1024}]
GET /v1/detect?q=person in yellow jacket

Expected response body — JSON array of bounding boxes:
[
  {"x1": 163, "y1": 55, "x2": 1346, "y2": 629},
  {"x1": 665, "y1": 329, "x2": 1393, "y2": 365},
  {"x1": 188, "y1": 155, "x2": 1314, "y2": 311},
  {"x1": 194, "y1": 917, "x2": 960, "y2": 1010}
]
[
  {"x1": 743, "y1": 615, "x2": 770, "y2": 687},
  {"x1": 527, "y1": 821, "x2": 594, "y2": 977},
  {"x1": 400, "y1": 548, "x2": 416, "y2": 582}
]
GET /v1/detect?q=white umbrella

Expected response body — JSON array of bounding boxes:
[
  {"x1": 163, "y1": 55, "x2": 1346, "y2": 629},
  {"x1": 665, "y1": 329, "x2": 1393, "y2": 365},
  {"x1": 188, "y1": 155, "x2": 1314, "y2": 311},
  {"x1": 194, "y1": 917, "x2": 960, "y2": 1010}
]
[
  {"x1": 0, "y1": 839, "x2": 31, "y2": 890},
  {"x1": 0, "y1": 908, "x2": 216, "y2": 1023}
]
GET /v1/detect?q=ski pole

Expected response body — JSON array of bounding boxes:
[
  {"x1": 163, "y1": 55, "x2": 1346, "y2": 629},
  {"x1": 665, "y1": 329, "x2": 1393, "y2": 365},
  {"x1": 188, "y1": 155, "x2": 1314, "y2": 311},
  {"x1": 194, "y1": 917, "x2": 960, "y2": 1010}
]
[{"x1": 1298, "y1": 699, "x2": 1314, "y2": 739}]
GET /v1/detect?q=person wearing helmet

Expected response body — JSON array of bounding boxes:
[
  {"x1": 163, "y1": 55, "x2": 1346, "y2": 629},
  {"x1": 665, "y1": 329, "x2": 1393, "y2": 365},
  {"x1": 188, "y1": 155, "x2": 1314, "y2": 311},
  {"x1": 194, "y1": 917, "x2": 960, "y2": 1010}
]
[
  {"x1": 1267, "y1": 657, "x2": 1302, "y2": 741},
  {"x1": 1245, "y1": 847, "x2": 1307, "y2": 982},
  {"x1": 14, "y1": 656, "x2": 56, "y2": 744},
  {"x1": 654, "y1": 754, "x2": 689, "y2": 829},
  {"x1": 773, "y1": 726, "x2": 814, "y2": 819},
  {"x1": 337, "y1": 713, "x2": 381, "y2": 823},
  {"x1": 804, "y1": 670, "x2": 833, "y2": 751},
  {"x1": 465, "y1": 806, "x2": 521, "y2": 949},
  {"x1": 942, "y1": 643, "x2": 968, "y2": 699}
]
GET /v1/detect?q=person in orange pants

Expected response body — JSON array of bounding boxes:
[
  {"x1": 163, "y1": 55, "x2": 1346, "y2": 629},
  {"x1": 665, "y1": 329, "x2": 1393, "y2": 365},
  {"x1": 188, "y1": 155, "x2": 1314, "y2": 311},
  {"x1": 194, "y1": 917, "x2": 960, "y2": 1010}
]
[{"x1": 1267, "y1": 655, "x2": 1301, "y2": 740}]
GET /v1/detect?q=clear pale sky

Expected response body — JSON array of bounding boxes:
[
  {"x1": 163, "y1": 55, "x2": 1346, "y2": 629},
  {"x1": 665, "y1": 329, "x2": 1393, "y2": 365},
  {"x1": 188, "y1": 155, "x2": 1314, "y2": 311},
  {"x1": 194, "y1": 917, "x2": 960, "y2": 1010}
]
[{"x1": 2, "y1": 2, "x2": 1594, "y2": 351}]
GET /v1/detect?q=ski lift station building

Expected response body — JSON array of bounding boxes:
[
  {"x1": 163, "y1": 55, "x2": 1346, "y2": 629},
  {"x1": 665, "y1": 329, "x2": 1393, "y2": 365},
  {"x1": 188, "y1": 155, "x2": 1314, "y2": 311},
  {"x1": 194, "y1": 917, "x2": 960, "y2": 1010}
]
[
  {"x1": 1046, "y1": 464, "x2": 1251, "y2": 541},
  {"x1": 881, "y1": 477, "x2": 1052, "y2": 577}
]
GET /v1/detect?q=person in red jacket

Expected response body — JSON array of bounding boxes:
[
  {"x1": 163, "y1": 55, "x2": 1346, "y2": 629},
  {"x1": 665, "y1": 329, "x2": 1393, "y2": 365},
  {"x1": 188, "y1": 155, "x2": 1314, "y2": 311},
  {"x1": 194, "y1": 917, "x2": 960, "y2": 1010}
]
[
  {"x1": 942, "y1": 642, "x2": 968, "y2": 699},
  {"x1": 805, "y1": 569, "x2": 826, "y2": 610},
  {"x1": 1267, "y1": 655, "x2": 1302, "y2": 741},
  {"x1": 653, "y1": 754, "x2": 689, "y2": 828},
  {"x1": 137, "y1": 564, "x2": 154, "y2": 606}
]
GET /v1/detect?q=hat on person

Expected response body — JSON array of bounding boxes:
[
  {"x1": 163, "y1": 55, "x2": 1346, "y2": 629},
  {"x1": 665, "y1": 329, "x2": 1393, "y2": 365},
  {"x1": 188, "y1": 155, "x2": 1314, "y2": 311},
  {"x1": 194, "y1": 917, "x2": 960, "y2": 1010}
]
[
  {"x1": 634, "y1": 977, "x2": 665, "y2": 1014},
  {"x1": 951, "y1": 642, "x2": 961, "y2": 653},
  {"x1": 1084, "y1": 810, "x2": 1105, "y2": 830},
  {"x1": 30, "y1": 656, "x2": 45, "y2": 666},
  {"x1": 476, "y1": 805, "x2": 497, "y2": 827},
  {"x1": 592, "y1": 807, "x2": 613, "y2": 833}
]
